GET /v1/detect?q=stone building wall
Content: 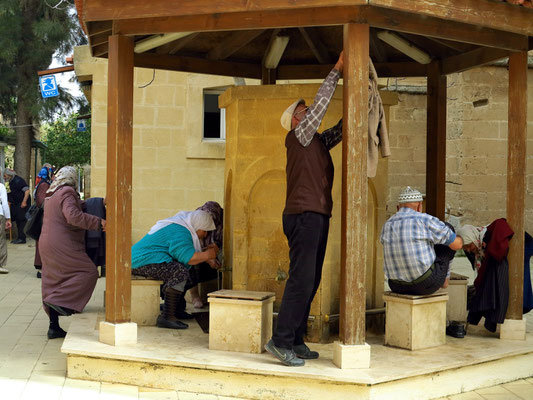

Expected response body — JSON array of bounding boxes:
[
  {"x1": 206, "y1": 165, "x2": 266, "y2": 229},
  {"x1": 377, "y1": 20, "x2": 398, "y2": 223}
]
[{"x1": 385, "y1": 66, "x2": 533, "y2": 231}]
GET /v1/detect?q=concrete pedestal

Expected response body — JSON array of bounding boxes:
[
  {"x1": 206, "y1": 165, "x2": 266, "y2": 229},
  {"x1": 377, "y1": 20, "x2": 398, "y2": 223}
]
[
  {"x1": 208, "y1": 290, "x2": 275, "y2": 353},
  {"x1": 500, "y1": 318, "x2": 527, "y2": 341},
  {"x1": 447, "y1": 273, "x2": 468, "y2": 323},
  {"x1": 131, "y1": 277, "x2": 163, "y2": 326},
  {"x1": 332, "y1": 342, "x2": 371, "y2": 369},
  {"x1": 384, "y1": 291, "x2": 448, "y2": 350},
  {"x1": 99, "y1": 321, "x2": 137, "y2": 346}
]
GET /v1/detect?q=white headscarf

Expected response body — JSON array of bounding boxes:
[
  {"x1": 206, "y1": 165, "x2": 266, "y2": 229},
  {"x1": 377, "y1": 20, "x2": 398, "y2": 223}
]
[
  {"x1": 148, "y1": 210, "x2": 215, "y2": 251},
  {"x1": 47, "y1": 166, "x2": 78, "y2": 194},
  {"x1": 456, "y1": 224, "x2": 487, "y2": 250}
]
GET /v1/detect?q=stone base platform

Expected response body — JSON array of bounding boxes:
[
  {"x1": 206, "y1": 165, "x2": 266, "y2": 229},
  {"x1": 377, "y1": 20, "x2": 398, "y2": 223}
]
[{"x1": 62, "y1": 310, "x2": 533, "y2": 400}]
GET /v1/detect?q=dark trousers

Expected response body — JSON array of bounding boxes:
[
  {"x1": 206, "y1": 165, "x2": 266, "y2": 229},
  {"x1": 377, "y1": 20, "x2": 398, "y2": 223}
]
[
  {"x1": 13, "y1": 205, "x2": 27, "y2": 241},
  {"x1": 273, "y1": 212, "x2": 329, "y2": 349}
]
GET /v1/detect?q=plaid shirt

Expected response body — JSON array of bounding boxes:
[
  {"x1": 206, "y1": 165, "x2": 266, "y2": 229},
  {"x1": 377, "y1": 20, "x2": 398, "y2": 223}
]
[
  {"x1": 380, "y1": 207, "x2": 456, "y2": 282},
  {"x1": 295, "y1": 68, "x2": 342, "y2": 150}
]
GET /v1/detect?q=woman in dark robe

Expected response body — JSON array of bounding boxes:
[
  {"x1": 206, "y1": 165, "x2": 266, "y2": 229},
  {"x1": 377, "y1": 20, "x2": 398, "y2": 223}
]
[
  {"x1": 40, "y1": 166, "x2": 106, "y2": 339},
  {"x1": 34, "y1": 164, "x2": 53, "y2": 278}
]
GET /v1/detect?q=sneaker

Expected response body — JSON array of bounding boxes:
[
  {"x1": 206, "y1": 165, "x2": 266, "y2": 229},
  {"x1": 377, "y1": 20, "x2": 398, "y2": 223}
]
[
  {"x1": 265, "y1": 339, "x2": 305, "y2": 367},
  {"x1": 293, "y1": 343, "x2": 319, "y2": 359},
  {"x1": 0, "y1": 267, "x2": 8, "y2": 274},
  {"x1": 156, "y1": 315, "x2": 188, "y2": 329}
]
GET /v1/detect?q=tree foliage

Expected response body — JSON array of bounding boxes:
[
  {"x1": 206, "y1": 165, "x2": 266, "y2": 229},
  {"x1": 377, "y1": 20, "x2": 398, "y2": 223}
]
[
  {"x1": 0, "y1": 0, "x2": 86, "y2": 181},
  {"x1": 41, "y1": 113, "x2": 91, "y2": 169}
]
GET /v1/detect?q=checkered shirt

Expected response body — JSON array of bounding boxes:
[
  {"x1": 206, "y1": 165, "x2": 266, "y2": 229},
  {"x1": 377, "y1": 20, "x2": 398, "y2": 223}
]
[{"x1": 380, "y1": 207, "x2": 456, "y2": 281}]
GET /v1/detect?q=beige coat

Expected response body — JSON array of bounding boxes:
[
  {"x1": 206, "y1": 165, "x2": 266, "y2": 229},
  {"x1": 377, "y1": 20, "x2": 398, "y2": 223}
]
[{"x1": 368, "y1": 60, "x2": 390, "y2": 178}]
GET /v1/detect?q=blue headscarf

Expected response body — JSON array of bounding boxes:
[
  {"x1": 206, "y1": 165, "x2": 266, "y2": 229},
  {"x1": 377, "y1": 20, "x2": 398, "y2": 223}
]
[{"x1": 37, "y1": 165, "x2": 53, "y2": 185}]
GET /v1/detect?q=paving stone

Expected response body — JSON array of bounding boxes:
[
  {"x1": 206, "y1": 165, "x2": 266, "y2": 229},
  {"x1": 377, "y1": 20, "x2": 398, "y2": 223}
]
[
  {"x1": 501, "y1": 380, "x2": 533, "y2": 400},
  {"x1": 139, "y1": 387, "x2": 179, "y2": 399},
  {"x1": 100, "y1": 382, "x2": 139, "y2": 399}
]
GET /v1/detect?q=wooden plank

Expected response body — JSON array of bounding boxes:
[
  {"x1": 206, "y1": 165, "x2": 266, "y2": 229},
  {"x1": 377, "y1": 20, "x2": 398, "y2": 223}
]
[
  {"x1": 369, "y1": 0, "x2": 533, "y2": 36},
  {"x1": 83, "y1": 0, "x2": 367, "y2": 21},
  {"x1": 277, "y1": 61, "x2": 426, "y2": 80},
  {"x1": 506, "y1": 51, "x2": 527, "y2": 320},
  {"x1": 105, "y1": 35, "x2": 134, "y2": 324},
  {"x1": 37, "y1": 65, "x2": 75, "y2": 76},
  {"x1": 361, "y1": 6, "x2": 529, "y2": 51},
  {"x1": 442, "y1": 47, "x2": 509, "y2": 75},
  {"x1": 134, "y1": 53, "x2": 262, "y2": 79},
  {"x1": 340, "y1": 23, "x2": 369, "y2": 346},
  {"x1": 426, "y1": 61, "x2": 446, "y2": 221},
  {"x1": 208, "y1": 30, "x2": 265, "y2": 60},
  {"x1": 92, "y1": 42, "x2": 109, "y2": 57},
  {"x1": 89, "y1": 31, "x2": 111, "y2": 47},
  {"x1": 298, "y1": 27, "x2": 333, "y2": 64},
  {"x1": 87, "y1": 20, "x2": 113, "y2": 35},
  {"x1": 156, "y1": 33, "x2": 200, "y2": 55}
]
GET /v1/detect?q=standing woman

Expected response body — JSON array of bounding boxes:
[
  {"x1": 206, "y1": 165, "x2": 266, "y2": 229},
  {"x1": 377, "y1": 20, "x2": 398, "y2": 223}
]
[
  {"x1": 40, "y1": 166, "x2": 106, "y2": 339},
  {"x1": 34, "y1": 164, "x2": 53, "y2": 278}
]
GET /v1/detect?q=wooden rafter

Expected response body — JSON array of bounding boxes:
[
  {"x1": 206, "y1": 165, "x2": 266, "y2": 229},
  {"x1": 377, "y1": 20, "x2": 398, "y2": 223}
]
[
  {"x1": 87, "y1": 20, "x2": 113, "y2": 35},
  {"x1": 208, "y1": 30, "x2": 266, "y2": 61},
  {"x1": 134, "y1": 53, "x2": 262, "y2": 79},
  {"x1": 93, "y1": 43, "x2": 109, "y2": 57},
  {"x1": 156, "y1": 33, "x2": 200, "y2": 55},
  {"x1": 90, "y1": 31, "x2": 112, "y2": 47},
  {"x1": 298, "y1": 27, "x2": 332, "y2": 64},
  {"x1": 441, "y1": 47, "x2": 509, "y2": 75}
]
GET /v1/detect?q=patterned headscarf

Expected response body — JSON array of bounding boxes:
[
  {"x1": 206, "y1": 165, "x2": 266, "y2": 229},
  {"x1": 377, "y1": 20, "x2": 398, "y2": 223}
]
[
  {"x1": 457, "y1": 224, "x2": 487, "y2": 271},
  {"x1": 196, "y1": 201, "x2": 223, "y2": 248},
  {"x1": 47, "y1": 166, "x2": 78, "y2": 194}
]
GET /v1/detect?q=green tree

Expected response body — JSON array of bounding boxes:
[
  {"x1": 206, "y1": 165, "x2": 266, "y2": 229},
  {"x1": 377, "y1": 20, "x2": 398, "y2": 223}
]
[
  {"x1": 41, "y1": 113, "x2": 90, "y2": 169},
  {"x1": 0, "y1": 0, "x2": 85, "y2": 182}
]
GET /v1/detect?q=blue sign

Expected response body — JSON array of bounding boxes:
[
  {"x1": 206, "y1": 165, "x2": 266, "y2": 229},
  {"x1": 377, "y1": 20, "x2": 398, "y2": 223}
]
[
  {"x1": 77, "y1": 119, "x2": 87, "y2": 132},
  {"x1": 39, "y1": 75, "x2": 59, "y2": 98}
]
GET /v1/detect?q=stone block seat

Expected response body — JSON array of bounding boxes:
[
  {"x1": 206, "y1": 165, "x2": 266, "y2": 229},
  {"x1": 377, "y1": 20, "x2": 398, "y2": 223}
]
[
  {"x1": 383, "y1": 291, "x2": 449, "y2": 350},
  {"x1": 208, "y1": 290, "x2": 275, "y2": 353},
  {"x1": 130, "y1": 275, "x2": 163, "y2": 326}
]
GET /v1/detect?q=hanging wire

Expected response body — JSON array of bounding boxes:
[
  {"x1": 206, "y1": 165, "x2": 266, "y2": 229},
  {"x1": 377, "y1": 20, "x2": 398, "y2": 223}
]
[
  {"x1": 138, "y1": 70, "x2": 156, "y2": 89},
  {"x1": 44, "y1": 0, "x2": 73, "y2": 10}
]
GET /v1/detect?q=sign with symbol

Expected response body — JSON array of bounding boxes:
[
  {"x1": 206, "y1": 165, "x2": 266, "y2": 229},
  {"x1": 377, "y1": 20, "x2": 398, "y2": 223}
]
[
  {"x1": 39, "y1": 75, "x2": 59, "y2": 98},
  {"x1": 77, "y1": 119, "x2": 87, "y2": 132}
]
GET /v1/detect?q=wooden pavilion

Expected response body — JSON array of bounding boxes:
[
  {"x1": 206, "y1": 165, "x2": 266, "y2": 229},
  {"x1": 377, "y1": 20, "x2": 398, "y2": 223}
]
[{"x1": 76, "y1": 0, "x2": 532, "y2": 367}]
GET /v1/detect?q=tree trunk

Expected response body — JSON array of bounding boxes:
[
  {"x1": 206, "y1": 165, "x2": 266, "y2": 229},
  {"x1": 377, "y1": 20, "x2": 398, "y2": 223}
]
[{"x1": 14, "y1": 99, "x2": 32, "y2": 184}]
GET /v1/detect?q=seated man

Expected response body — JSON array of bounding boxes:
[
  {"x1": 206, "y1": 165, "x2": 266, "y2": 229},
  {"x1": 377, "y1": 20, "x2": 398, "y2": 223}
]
[{"x1": 380, "y1": 186, "x2": 463, "y2": 296}]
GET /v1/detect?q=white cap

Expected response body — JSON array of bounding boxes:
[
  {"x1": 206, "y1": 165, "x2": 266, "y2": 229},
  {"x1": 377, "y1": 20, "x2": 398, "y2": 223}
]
[
  {"x1": 280, "y1": 98, "x2": 304, "y2": 131},
  {"x1": 398, "y1": 186, "x2": 423, "y2": 203}
]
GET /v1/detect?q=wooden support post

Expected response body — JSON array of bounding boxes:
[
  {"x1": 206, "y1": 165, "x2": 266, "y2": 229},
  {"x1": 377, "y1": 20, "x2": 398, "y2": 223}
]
[
  {"x1": 426, "y1": 61, "x2": 446, "y2": 220},
  {"x1": 105, "y1": 35, "x2": 134, "y2": 324},
  {"x1": 261, "y1": 66, "x2": 276, "y2": 85},
  {"x1": 505, "y1": 51, "x2": 527, "y2": 321},
  {"x1": 340, "y1": 23, "x2": 369, "y2": 347}
]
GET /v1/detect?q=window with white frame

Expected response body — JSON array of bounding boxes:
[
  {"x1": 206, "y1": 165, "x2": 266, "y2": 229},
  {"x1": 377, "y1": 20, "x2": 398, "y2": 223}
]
[{"x1": 203, "y1": 89, "x2": 226, "y2": 140}]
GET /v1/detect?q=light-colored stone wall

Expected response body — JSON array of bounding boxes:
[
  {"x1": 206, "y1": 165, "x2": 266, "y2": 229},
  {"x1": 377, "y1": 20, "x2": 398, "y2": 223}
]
[
  {"x1": 74, "y1": 46, "x2": 256, "y2": 242},
  {"x1": 385, "y1": 66, "x2": 533, "y2": 231}
]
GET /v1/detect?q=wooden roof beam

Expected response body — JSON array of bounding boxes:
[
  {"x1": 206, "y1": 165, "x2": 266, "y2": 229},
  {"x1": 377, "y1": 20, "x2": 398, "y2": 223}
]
[
  {"x1": 441, "y1": 47, "x2": 509, "y2": 75},
  {"x1": 377, "y1": 31, "x2": 432, "y2": 64},
  {"x1": 277, "y1": 61, "x2": 427, "y2": 79},
  {"x1": 368, "y1": 0, "x2": 533, "y2": 36},
  {"x1": 134, "y1": 53, "x2": 262, "y2": 79},
  {"x1": 83, "y1": 0, "x2": 367, "y2": 21},
  {"x1": 263, "y1": 30, "x2": 289, "y2": 69},
  {"x1": 298, "y1": 27, "x2": 332, "y2": 64},
  {"x1": 87, "y1": 20, "x2": 113, "y2": 35},
  {"x1": 208, "y1": 30, "x2": 266, "y2": 61},
  {"x1": 93, "y1": 42, "x2": 109, "y2": 57},
  {"x1": 156, "y1": 33, "x2": 200, "y2": 55}
]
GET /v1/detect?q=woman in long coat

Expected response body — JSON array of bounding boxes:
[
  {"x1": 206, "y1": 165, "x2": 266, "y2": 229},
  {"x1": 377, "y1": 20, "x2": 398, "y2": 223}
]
[{"x1": 40, "y1": 166, "x2": 105, "y2": 339}]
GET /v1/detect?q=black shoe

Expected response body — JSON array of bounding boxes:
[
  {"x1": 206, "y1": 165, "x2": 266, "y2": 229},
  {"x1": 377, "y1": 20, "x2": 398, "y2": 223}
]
[
  {"x1": 47, "y1": 327, "x2": 67, "y2": 339},
  {"x1": 156, "y1": 315, "x2": 188, "y2": 329},
  {"x1": 175, "y1": 310, "x2": 194, "y2": 320},
  {"x1": 293, "y1": 343, "x2": 319, "y2": 359},
  {"x1": 36, "y1": 271, "x2": 41, "y2": 279},
  {"x1": 12, "y1": 239, "x2": 26, "y2": 244},
  {"x1": 44, "y1": 302, "x2": 73, "y2": 316},
  {"x1": 265, "y1": 339, "x2": 305, "y2": 367},
  {"x1": 446, "y1": 322, "x2": 466, "y2": 338}
]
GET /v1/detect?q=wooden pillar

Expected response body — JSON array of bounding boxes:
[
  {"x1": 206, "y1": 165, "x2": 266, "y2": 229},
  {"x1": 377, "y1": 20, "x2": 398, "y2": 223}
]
[
  {"x1": 261, "y1": 67, "x2": 276, "y2": 85},
  {"x1": 105, "y1": 35, "x2": 134, "y2": 324},
  {"x1": 506, "y1": 51, "x2": 527, "y2": 320},
  {"x1": 340, "y1": 23, "x2": 369, "y2": 346},
  {"x1": 426, "y1": 61, "x2": 447, "y2": 220}
]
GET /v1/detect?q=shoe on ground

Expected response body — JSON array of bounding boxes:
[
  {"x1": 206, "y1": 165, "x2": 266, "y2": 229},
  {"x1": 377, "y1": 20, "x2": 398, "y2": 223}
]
[
  {"x1": 156, "y1": 315, "x2": 188, "y2": 329},
  {"x1": 293, "y1": 343, "x2": 319, "y2": 359},
  {"x1": 36, "y1": 271, "x2": 41, "y2": 278},
  {"x1": 11, "y1": 239, "x2": 26, "y2": 244},
  {"x1": 265, "y1": 339, "x2": 305, "y2": 367},
  {"x1": 446, "y1": 322, "x2": 466, "y2": 338},
  {"x1": 176, "y1": 310, "x2": 194, "y2": 320},
  {"x1": 44, "y1": 302, "x2": 73, "y2": 316},
  {"x1": 0, "y1": 267, "x2": 8, "y2": 274},
  {"x1": 47, "y1": 327, "x2": 67, "y2": 339}
]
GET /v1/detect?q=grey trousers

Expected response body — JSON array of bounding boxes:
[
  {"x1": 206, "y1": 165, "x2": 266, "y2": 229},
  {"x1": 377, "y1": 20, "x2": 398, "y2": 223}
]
[{"x1": 0, "y1": 216, "x2": 7, "y2": 267}]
